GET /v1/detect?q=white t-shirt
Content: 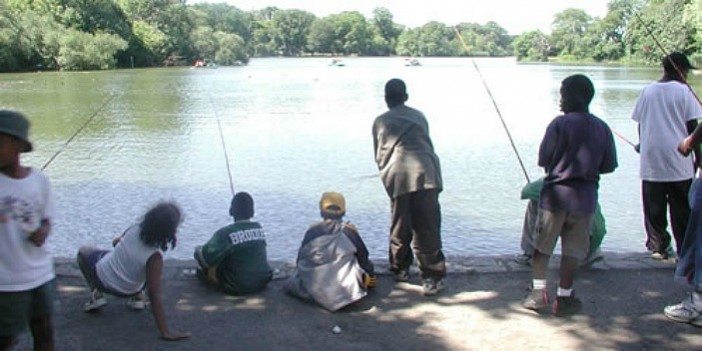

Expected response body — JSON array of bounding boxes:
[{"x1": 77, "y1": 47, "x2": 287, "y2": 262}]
[
  {"x1": 96, "y1": 225, "x2": 162, "y2": 295},
  {"x1": 0, "y1": 169, "x2": 56, "y2": 291},
  {"x1": 632, "y1": 81, "x2": 702, "y2": 181}
]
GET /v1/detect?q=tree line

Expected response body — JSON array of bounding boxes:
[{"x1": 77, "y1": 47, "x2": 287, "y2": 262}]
[
  {"x1": 0, "y1": 0, "x2": 699, "y2": 71},
  {"x1": 514, "y1": 0, "x2": 701, "y2": 65}
]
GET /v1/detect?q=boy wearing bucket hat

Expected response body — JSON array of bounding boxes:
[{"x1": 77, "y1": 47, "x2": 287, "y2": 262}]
[
  {"x1": 0, "y1": 110, "x2": 56, "y2": 351},
  {"x1": 284, "y1": 192, "x2": 375, "y2": 312},
  {"x1": 194, "y1": 192, "x2": 273, "y2": 295}
]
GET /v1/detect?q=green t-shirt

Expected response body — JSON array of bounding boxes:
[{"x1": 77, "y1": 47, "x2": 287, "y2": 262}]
[{"x1": 197, "y1": 220, "x2": 272, "y2": 294}]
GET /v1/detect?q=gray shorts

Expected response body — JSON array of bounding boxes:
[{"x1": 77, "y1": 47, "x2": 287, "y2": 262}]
[
  {"x1": 534, "y1": 209, "x2": 592, "y2": 260},
  {"x1": 0, "y1": 280, "x2": 56, "y2": 337}
]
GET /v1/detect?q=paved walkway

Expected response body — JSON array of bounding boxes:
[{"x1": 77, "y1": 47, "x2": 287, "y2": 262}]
[{"x1": 13, "y1": 253, "x2": 702, "y2": 350}]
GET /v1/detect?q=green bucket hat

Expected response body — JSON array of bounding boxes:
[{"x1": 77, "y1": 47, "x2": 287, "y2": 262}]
[{"x1": 0, "y1": 109, "x2": 33, "y2": 152}]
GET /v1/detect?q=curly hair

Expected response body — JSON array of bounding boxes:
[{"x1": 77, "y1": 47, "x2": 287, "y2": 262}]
[{"x1": 139, "y1": 202, "x2": 182, "y2": 251}]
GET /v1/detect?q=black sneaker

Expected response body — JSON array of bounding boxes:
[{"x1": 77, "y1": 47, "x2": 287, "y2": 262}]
[
  {"x1": 553, "y1": 294, "x2": 582, "y2": 317},
  {"x1": 393, "y1": 269, "x2": 410, "y2": 282},
  {"x1": 422, "y1": 278, "x2": 445, "y2": 296},
  {"x1": 522, "y1": 288, "x2": 549, "y2": 312}
]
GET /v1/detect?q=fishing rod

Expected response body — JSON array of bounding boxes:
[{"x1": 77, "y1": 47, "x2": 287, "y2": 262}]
[
  {"x1": 453, "y1": 26, "x2": 531, "y2": 183},
  {"x1": 207, "y1": 93, "x2": 235, "y2": 197},
  {"x1": 612, "y1": 128, "x2": 637, "y2": 148},
  {"x1": 632, "y1": 11, "x2": 702, "y2": 107},
  {"x1": 41, "y1": 94, "x2": 116, "y2": 171}
]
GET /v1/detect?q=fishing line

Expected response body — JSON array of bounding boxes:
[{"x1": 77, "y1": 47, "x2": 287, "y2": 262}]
[
  {"x1": 41, "y1": 94, "x2": 116, "y2": 171},
  {"x1": 632, "y1": 11, "x2": 702, "y2": 107},
  {"x1": 453, "y1": 26, "x2": 531, "y2": 183},
  {"x1": 207, "y1": 93, "x2": 235, "y2": 197}
]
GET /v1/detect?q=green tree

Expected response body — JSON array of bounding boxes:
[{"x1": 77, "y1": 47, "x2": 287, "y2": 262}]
[
  {"x1": 550, "y1": 8, "x2": 593, "y2": 57},
  {"x1": 271, "y1": 9, "x2": 315, "y2": 56},
  {"x1": 586, "y1": 0, "x2": 644, "y2": 61},
  {"x1": 307, "y1": 17, "x2": 336, "y2": 54},
  {"x1": 397, "y1": 22, "x2": 455, "y2": 57},
  {"x1": 190, "y1": 25, "x2": 216, "y2": 60},
  {"x1": 513, "y1": 30, "x2": 550, "y2": 61},
  {"x1": 371, "y1": 7, "x2": 401, "y2": 55},
  {"x1": 214, "y1": 31, "x2": 247, "y2": 64},
  {"x1": 396, "y1": 27, "x2": 422, "y2": 56},
  {"x1": 625, "y1": 0, "x2": 696, "y2": 64},
  {"x1": 56, "y1": 29, "x2": 127, "y2": 70},
  {"x1": 190, "y1": 3, "x2": 252, "y2": 43}
]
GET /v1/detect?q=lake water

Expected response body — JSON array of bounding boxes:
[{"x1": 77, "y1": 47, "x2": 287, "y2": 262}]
[{"x1": 1, "y1": 57, "x2": 699, "y2": 261}]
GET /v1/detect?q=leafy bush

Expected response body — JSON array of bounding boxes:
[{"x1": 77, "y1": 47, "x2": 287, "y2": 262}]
[{"x1": 57, "y1": 30, "x2": 127, "y2": 70}]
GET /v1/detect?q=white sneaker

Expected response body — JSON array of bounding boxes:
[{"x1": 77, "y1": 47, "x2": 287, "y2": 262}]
[
  {"x1": 664, "y1": 295, "x2": 702, "y2": 326},
  {"x1": 127, "y1": 291, "x2": 147, "y2": 310},
  {"x1": 83, "y1": 289, "x2": 107, "y2": 312}
]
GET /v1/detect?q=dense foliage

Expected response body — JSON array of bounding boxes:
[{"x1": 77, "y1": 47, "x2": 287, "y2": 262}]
[
  {"x1": 515, "y1": 0, "x2": 702, "y2": 64},
  {"x1": 0, "y1": 0, "x2": 700, "y2": 71}
]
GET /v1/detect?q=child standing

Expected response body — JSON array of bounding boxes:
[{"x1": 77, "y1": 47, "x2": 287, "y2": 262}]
[
  {"x1": 522, "y1": 75, "x2": 617, "y2": 316},
  {"x1": 194, "y1": 192, "x2": 273, "y2": 295},
  {"x1": 0, "y1": 110, "x2": 56, "y2": 351},
  {"x1": 76, "y1": 202, "x2": 189, "y2": 341}
]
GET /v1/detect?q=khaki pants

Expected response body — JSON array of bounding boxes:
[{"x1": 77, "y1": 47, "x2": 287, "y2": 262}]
[{"x1": 389, "y1": 189, "x2": 446, "y2": 280}]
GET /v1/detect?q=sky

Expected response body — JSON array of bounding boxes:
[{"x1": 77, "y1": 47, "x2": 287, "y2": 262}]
[{"x1": 190, "y1": 0, "x2": 611, "y2": 34}]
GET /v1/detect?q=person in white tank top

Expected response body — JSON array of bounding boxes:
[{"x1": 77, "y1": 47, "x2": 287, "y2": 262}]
[{"x1": 76, "y1": 202, "x2": 190, "y2": 341}]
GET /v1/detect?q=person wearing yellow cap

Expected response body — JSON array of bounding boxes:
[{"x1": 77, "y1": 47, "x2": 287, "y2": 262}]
[
  {"x1": 372, "y1": 79, "x2": 446, "y2": 296},
  {"x1": 284, "y1": 192, "x2": 375, "y2": 312}
]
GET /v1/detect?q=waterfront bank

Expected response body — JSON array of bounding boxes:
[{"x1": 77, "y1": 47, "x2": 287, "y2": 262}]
[{"x1": 14, "y1": 252, "x2": 702, "y2": 350}]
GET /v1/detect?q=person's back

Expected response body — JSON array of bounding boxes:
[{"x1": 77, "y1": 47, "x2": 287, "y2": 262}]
[
  {"x1": 539, "y1": 112, "x2": 616, "y2": 213},
  {"x1": 635, "y1": 81, "x2": 698, "y2": 181},
  {"x1": 96, "y1": 225, "x2": 162, "y2": 295},
  {"x1": 285, "y1": 192, "x2": 374, "y2": 311},
  {"x1": 201, "y1": 220, "x2": 272, "y2": 294},
  {"x1": 632, "y1": 52, "x2": 701, "y2": 259},
  {"x1": 373, "y1": 104, "x2": 442, "y2": 198},
  {"x1": 194, "y1": 192, "x2": 272, "y2": 295}
]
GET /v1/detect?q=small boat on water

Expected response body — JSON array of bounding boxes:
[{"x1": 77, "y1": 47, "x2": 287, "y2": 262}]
[
  {"x1": 330, "y1": 58, "x2": 345, "y2": 67},
  {"x1": 404, "y1": 58, "x2": 421, "y2": 67},
  {"x1": 192, "y1": 59, "x2": 218, "y2": 69}
]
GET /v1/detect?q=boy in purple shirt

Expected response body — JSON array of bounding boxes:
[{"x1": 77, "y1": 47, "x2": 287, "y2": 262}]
[{"x1": 522, "y1": 74, "x2": 617, "y2": 316}]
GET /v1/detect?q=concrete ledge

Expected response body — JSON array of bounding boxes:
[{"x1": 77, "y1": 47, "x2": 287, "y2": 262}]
[{"x1": 55, "y1": 251, "x2": 677, "y2": 280}]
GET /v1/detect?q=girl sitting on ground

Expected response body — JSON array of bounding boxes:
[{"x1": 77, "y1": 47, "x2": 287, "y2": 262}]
[{"x1": 76, "y1": 202, "x2": 189, "y2": 341}]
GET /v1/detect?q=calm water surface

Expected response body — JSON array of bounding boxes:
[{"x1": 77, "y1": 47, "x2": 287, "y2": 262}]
[{"x1": 2, "y1": 57, "x2": 699, "y2": 260}]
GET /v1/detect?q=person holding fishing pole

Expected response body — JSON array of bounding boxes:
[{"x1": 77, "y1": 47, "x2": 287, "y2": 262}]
[
  {"x1": 0, "y1": 110, "x2": 56, "y2": 351},
  {"x1": 632, "y1": 52, "x2": 702, "y2": 261},
  {"x1": 372, "y1": 78, "x2": 446, "y2": 296},
  {"x1": 522, "y1": 74, "x2": 617, "y2": 316},
  {"x1": 194, "y1": 192, "x2": 273, "y2": 295}
]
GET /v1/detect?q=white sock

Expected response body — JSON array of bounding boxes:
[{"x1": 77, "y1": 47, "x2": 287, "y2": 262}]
[
  {"x1": 557, "y1": 287, "x2": 573, "y2": 297},
  {"x1": 532, "y1": 279, "x2": 547, "y2": 290},
  {"x1": 692, "y1": 291, "x2": 702, "y2": 308}
]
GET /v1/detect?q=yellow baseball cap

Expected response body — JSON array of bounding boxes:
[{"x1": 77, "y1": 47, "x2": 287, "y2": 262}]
[{"x1": 319, "y1": 192, "x2": 346, "y2": 217}]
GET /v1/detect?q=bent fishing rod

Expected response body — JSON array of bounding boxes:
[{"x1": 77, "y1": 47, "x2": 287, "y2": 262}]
[
  {"x1": 453, "y1": 26, "x2": 531, "y2": 183},
  {"x1": 632, "y1": 11, "x2": 702, "y2": 107},
  {"x1": 207, "y1": 93, "x2": 235, "y2": 198},
  {"x1": 41, "y1": 94, "x2": 116, "y2": 171}
]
